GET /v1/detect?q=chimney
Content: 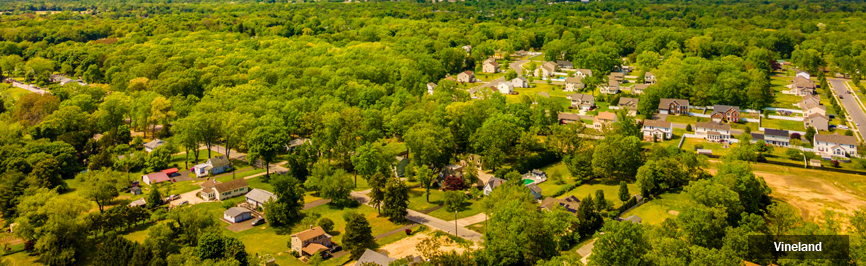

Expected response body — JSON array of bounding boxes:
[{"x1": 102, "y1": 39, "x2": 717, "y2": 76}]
[{"x1": 310, "y1": 225, "x2": 313, "y2": 230}]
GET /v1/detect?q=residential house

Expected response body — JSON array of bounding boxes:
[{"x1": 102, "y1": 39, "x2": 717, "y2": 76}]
[
  {"x1": 799, "y1": 95, "x2": 826, "y2": 117},
  {"x1": 526, "y1": 184, "x2": 542, "y2": 200},
  {"x1": 695, "y1": 122, "x2": 732, "y2": 141},
  {"x1": 511, "y1": 50, "x2": 527, "y2": 58},
  {"x1": 497, "y1": 82, "x2": 514, "y2": 94},
  {"x1": 644, "y1": 72, "x2": 656, "y2": 84},
  {"x1": 658, "y1": 99, "x2": 690, "y2": 115},
  {"x1": 642, "y1": 120, "x2": 673, "y2": 140},
  {"x1": 357, "y1": 249, "x2": 425, "y2": 266},
  {"x1": 600, "y1": 79, "x2": 620, "y2": 94},
  {"x1": 751, "y1": 132, "x2": 765, "y2": 143},
  {"x1": 764, "y1": 129, "x2": 791, "y2": 146},
  {"x1": 535, "y1": 62, "x2": 558, "y2": 77},
  {"x1": 287, "y1": 138, "x2": 312, "y2": 151},
  {"x1": 593, "y1": 111, "x2": 618, "y2": 131},
  {"x1": 710, "y1": 105, "x2": 740, "y2": 123},
  {"x1": 462, "y1": 45, "x2": 472, "y2": 53},
  {"x1": 788, "y1": 76, "x2": 816, "y2": 96},
  {"x1": 437, "y1": 164, "x2": 464, "y2": 188},
  {"x1": 796, "y1": 71, "x2": 811, "y2": 80},
  {"x1": 246, "y1": 188, "x2": 277, "y2": 209},
  {"x1": 622, "y1": 215, "x2": 643, "y2": 224},
  {"x1": 144, "y1": 139, "x2": 165, "y2": 152},
  {"x1": 456, "y1": 71, "x2": 475, "y2": 83},
  {"x1": 512, "y1": 77, "x2": 529, "y2": 88},
  {"x1": 568, "y1": 93, "x2": 595, "y2": 111},
  {"x1": 426, "y1": 83, "x2": 437, "y2": 95},
  {"x1": 482, "y1": 58, "x2": 500, "y2": 73},
  {"x1": 290, "y1": 226, "x2": 334, "y2": 258},
  {"x1": 142, "y1": 172, "x2": 170, "y2": 185},
  {"x1": 523, "y1": 169, "x2": 547, "y2": 183},
  {"x1": 564, "y1": 77, "x2": 584, "y2": 92},
  {"x1": 575, "y1": 69, "x2": 593, "y2": 78},
  {"x1": 804, "y1": 113, "x2": 830, "y2": 131},
  {"x1": 814, "y1": 134, "x2": 858, "y2": 157},
  {"x1": 556, "y1": 60, "x2": 574, "y2": 70},
  {"x1": 483, "y1": 177, "x2": 506, "y2": 195},
  {"x1": 200, "y1": 178, "x2": 249, "y2": 201},
  {"x1": 558, "y1": 112, "x2": 582, "y2": 124},
  {"x1": 617, "y1": 97, "x2": 639, "y2": 116},
  {"x1": 192, "y1": 156, "x2": 233, "y2": 177},
  {"x1": 129, "y1": 198, "x2": 147, "y2": 208},
  {"x1": 50, "y1": 74, "x2": 86, "y2": 86},
  {"x1": 630, "y1": 84, "x2": 650, "y2": 94},
  {"x1": 609, "y1": 72, "x2": 624, "y2": 83},
  {"x1": 539, "y1": 195, "x2": 580, "y2": 215},
  {"x1": 223, "y1": 207, "x2": 252, "y2": 223}
]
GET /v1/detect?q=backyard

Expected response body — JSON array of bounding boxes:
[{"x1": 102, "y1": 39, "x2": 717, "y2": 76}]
[{"x1": 620, "y1": 191, "x2": 693, "y2": 225}]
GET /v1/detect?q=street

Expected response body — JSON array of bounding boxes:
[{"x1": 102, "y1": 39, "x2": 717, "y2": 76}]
[{"x1": 829, "y1": 78, "x2": 865, "y2": 140}]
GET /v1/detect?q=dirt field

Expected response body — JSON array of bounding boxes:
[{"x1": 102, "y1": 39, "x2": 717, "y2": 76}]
[{"x1": 373, "y1": 232, "x2": 479, "y2": 261}]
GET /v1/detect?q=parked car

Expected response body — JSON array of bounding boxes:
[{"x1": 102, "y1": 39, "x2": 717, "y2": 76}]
[
  {"x1": 330, "y1": 245, "x2": 342, "y2": 252},
  {"x1": 176, "y1": 200, "x2": 189, "y2": 206},
  {"x1": 840, "y1": 96, "x2": 844, "y2": 99},
  {"x1": 169, "y1": 194, "x2": 180, "y2": 201},
  {"x1": 251, "y1": 218, "x2": 266, "y2": 226}
]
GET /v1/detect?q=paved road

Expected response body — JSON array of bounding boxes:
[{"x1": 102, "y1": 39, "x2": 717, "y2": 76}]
[
  {"x1": 207, "y1": 144, "x2": 246, "y2": 160},
  {"x1": 350, "y1": 190, "x2": 483, "y2": 242},
  {"x1": 577, "y1": 239, "x2": 596, "y2": 265},
  {"x1": 509, "y1": 60, "x2": 528, "y2": 75},
  {"x1": 829, "y1": 78, "x2": 865, "y2": 140}
]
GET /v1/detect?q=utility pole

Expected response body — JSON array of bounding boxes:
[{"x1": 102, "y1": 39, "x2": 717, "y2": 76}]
[{"x1": 454, "y1": 211, "x2": 458, "y2": 237}]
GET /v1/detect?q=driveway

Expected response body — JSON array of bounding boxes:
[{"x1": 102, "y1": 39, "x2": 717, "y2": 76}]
[
  {"x1": 454, "y1": 213, "x2": 487, "y2": 227},
  {"x1": 829, "y1": 78, "x2": 865, "y2": 140},
  {"x1": 510, "y1": 60, "x2": 528, "y2": 75},
  {"x1": 171, "y1": 187, "x2": 206, "y2": 206},
  {"x1": 576, "y1": 239, "x2": 597, "y2": 265}
]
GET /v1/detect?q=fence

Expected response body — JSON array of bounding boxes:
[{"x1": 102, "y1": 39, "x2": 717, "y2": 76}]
[
  {"x1": 765, "y1": 107, "x2": 804, "y2": 114},
  {"x1": 767, "y1": 115, "x2": 804, "y2": 121}
]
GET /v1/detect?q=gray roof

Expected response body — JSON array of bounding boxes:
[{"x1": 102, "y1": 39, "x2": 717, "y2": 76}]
[
  {"x1": 814, "y1": 134, "x2": 857, "y2": 145},
  {"x1": 245, "y1": 188, "x2": 277, "y2": 204},
  {"x1": 764, "y1": 129, "x2": 789, "y2": 138},
  {"x1": 658, "y1": 99, "x2": 689, "y2": 109},
  {"x1": 144, "y1": 139, "x2": 164, "y2": 150},
  {"x1": 751, "y1": 133, "x2": 765, "y2": 141},
  {"x1": 356, "y1": 249, "x2": 396, "y2": 266},
  {"x1": 129, "y1": 198, "x2": 147, "y2": 207},
  {"x1": 558, "y1": 112, "x2": 581, "y2": 121},
  {"x1": 209, "y1": 156, "x2": 231, "y2": 167},
  {"x1": 486, "y1": 177, "x2": 506, "y2": 189},
  {"x1": 696, "y1": 122, "x2": 730, "y2": 131},
  {"x1": 224, "y1": 207, "x2": 251, "y2": 218},
  {"x1": 526, "y1": 183, "x2": 542, "y2": 193},
  {"x1": 623, "y1": 215, "x2": 642, "y2": 224},
  {"x1": 213, "y1": 178, "x2": 248, "y2": 193},
  {"x1": 564, "y1": 77, "x2": 583, "y2": 84},
  {"x1": 569, "y1": 93, "x2": 594, "y2": 102},
  {"x1": 713, "y1": 105, "x2": 740, "y2": 113},
  {"x1": 514, "y1": 76, "x2": 528, "y2": 82},
  {"x1": 643, "y1": 119, "x2": 671, "y2": 128}
]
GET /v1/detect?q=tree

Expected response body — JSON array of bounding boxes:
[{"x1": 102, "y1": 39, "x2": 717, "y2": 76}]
[
  {"x1": 343, "y1": 212, "x2": 375, "y2": 259},
  {"x1": 686, "y1": 124, "x2": 692, "y2": 132},
  {"x1": 319, "y1": 168, "x2": 354, "y2": 206},
  {"x1": 146, "y1": 183, "x2": 163, "y2": 209},
  {"x1": 415, "y1": 166, "x2": 435, "y2": 203},
  {"x1": 264, "y1": 174, "x2": 305, "y2": 226},
  {"x1": 484, "y1": 199, "x2": 559, "y2": 265},
  {"x1": 382, "y1": 178, "x2": 409, "y2": 222},
  {"x1": 78, "y1": 169, "x2": 122, "y2": 213},
  {"x1": 592, "y1": 135, "x2": 643, "y2": 180},
  {"x1": 247, "y1": 125, "x2": 288, "y2": 175},
  {"x1": 147, "y1": 97, "x2": 176, "y2": 137},
  {"x1": 145, "y1": 147, "x2": 172, "y2": 173},
  {"x1": 367, "y1": 172, "x2": 388, "y2": 213},
  {"x1": 318, "y1": 218, "x2": 334, "y2": 233},
  {"x1": 28, "y1": 158, "x2": 65, "y2": 190},
  {"x1": 576, "y1": 195, "x2": 602, "y2": 237},
  {"x1": 404, "y1": 122, "x2": 453, "y2": 169},
  {"x1": 504, "y1": 69, "x2": 517, "y2": 81},
  {"x1": 678, "y1": 205, "x2": 729, "y2": 248},
  {"x1": 472, "y1": 114, "x2": 522, "y2": 171},
  {"x1": 588, "y1": 220, "x2": 649, "y2": 266},
  {"x1": 618, "y1": 181, "x2": 630, "y2": 202},
  {"x1": 173, "y1": 116, "x2": 203, "y2": 170},
  {"x1": 444, "y1": 191, "x2": 466, "y2": 212},
  {"x1": 221, "y1": 112, "x2": 255, "y2": 177},
  {"x1": 805, "y1": 126, "x2": 817, "y2": 144},
  {"x1": 351, "y1": 142, "x2": 394, "y2": 187},
  {"x1": 13, "y1": 189, "x2": 89, "y2": 266}
]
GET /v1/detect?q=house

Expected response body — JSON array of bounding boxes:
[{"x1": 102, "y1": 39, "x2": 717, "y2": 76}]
[
  {"x1": 462, "y1": 45, "x2": 472, "y2": 53},
  {"x1": 810, "y1": 159, "x2": 822, "y2": 167},
  {"x1": 539, "y1": 195, "x2": 580, "y2": 214},
  {"x1": 394, "y1": 156, "x2": 410, "y2": 177},
  {"x1": 617, "y1": 97, "x2": 639, "y2": 116},
  {"x1": 130, "y1": 186, "x2": 142, "y2": 195},
  {"x1": 497, "y1": 82, "x2": 514, "y2": 94},
  {"x1": 223, "y1": 207, "x2": 253, "y2": 223},
  {"x1": 558, "y1": 112, "x2": 582, "y2": 124},
  {"x1": 796, "y1": 71, "x2": 811, "y2": 80},
  {"x1": 512, "y1": 77, "x2": 529, "y2": 88},
  {"x1": 609, "y1": 72, "x2": 624, "y2": 83},
  {"x1": 600, "y1": 79, "x2": 620, "y2": 94},
  {"x1": 526, "y1": 184, "x2": 542, "y2": 200},
  {"x1": 456, "y1": 71, "x2": 475, "y2": 83},
  {"x1": 556, "y1": 60, "x2": 574, "y2": 70},
  {"x1": 642, "y1": 120, "x2": 672, "y2": 140},
  {"x1": 483, "y1": 177, "x2": 506, "y2": 195},
  {"x1": 593, "y1": 111, "x2": 618, "y2": 131},
  {"x1": 622, "y1": 215, "x2": 642, "y2": 224},
  {"x1": 799, "y1": 95, "x2": 827, "y2": 117},
  {"x1": 246, "y1": 188, "x2": 277, "y2": 209},
  {"x1": 788, "y1": 76, "x2": 816, "y2": 96},
  {"x1": 437, "y1": 164, "x2": 464, "y2": 188},
  {"x1": 630, "y1": 84, "x2": 650, "y2": 94},
  {"x1": 356, "y1": 249, "x2": 425, "y2": 266},
  {"x1": 751, "y1": 132, "x2": 765, "y2": 143},
  {"x1": 710, "y1": 105, "x2": 740, "y2": 123},
  {"x1": 535, "y1": 62, "x2": 557, "y2": 77},
  {"x1": 463, "y1": 154, "x2": 484, "y2": 171},
  {"x1": 144, "y1": 139, "x2": 165, "y2": 152},
  {"x1": 50, "y1": 74, "x2": 86, "y2": 86},
  {"x1": 814, "y1": 134, "x2": 858, "y2": 157},
  {"x1": 192, "y1": 156, "x2": 233, "y2": 177},
  {"x1": 576, "y1": 69, "x2": 593, "y2": 78},
  {"x1": 142, "y1": 172, "x2": 170, "y2": 185},
  {"x1": 200, "y1": 178, "x2": 249, "y2": 201},
  {"x1": 764, "y1": 129, "x2": 791, "y2": 146},
  {"x1": 658, "y1": 99, "x2": 690, "y2": 115},
  {"x1": 564, "y1": 77, "x2": 584, "y2": 92},
  {"x1": 426, "y1": 83, "x2": 437, "y2": 95},
  {"x1": 523, "y1": 169, "x2": 547, "y2": 183},
  {"x1": 129, "y1": 198, "x2": 147, "y2": 208},
  {"x1": 695, "y1": 122, "x2": 731, "y2": 141},
  {"x1": 512, "y1": 50, "x2": 527, "y2": 57},
  {"x1": 644, "y1": 72, "x2": 656, "y2": 84},
  {"x1": 568, "y1": 93, "x2": 595, "y2": 111},
  {"x1": 287, "y1": 138, "x2": 312, "y2": 151},
  {"x1": 482, "y1": 58, "x2": 500, "y2": 73},
  {"x1": 290, "y1": 227, "x2": 334, "y2": 258},
  {"x1": 804, "y1": 113, "x2": 830, "y2": 131}
]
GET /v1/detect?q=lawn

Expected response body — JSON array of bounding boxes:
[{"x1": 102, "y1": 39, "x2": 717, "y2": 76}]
[
  {"x1": 680, "y1": 138, "x2": 734, "y2": 156},
  {"x1": 559, "y1": 180, "x2": 641, "y2": 208},
  {"x1": 761, "y1": 118, "x2": 806, "y2": 132},
  {"x1": 407, "y1": 187, "x2": 446, "y2": 212},
  {"x1": 0, "y1": 83, "x2": 30, "y2": 99},
  {"x1": 534, "y1": 161, "x2": 578, "y2": 197},
  {"x1": 505, "y1": 83, "x2": 572, "y2": 109},
  {"x1": 426, "y1": 196, "x2": 485, "y2": 221},
  {"x1": 769, "y1": 75, "x2": 802, "y2": 108},
  {"x1": 665, "y1": 115, "x2": 703, "y2": 125},
  {"x1": 621, "y1": 191, "x2": 693, "y2": 225}
]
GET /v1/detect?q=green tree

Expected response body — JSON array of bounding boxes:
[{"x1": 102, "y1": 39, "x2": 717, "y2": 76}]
[
  {"x1": 145, "y1": 147, "x2": 172, "y2": 173},
  {"x1": 382, "y1": 178, "x2": 409, "y2": 222},
  {"x1": 146, "y1": 183, "x2": 163, "y2": 209},
  {"x1": 351, "y1": 142, "x2": 394, "y2": 187},
  {"x1": 415, "y1": 166, "x2": 435, "y2": 203},
  {"x1": 805, "y1": 126, "x2": 817, "y2": 144},
  {"x1": 320, "y1": 169, "x2": 355, "y2": 206},
  {"x1": 264, "y1": 174, "x2": 305, "y2": 226},
  {"x1": 367, "y1": 172, "x2": 388, "y2": 213},
  {"x1": 592, "y1": 135, "x2": 643, "y2": 180},
  {"x1": 472, "y1": 114, "x2": 522, "y2": 171},
  {"x1": 405, "y1": 122, "x2": 453, "y2": 169},
  {"x1": 576, "y1": 195, "x2": 602, "y2": 237},
  {"x1": 318, "y1": 218, "x2": 334, "y2": 233},
  {"x1": 444, "y1": 190, "x2": 466, "y2": 212},
  {"x1": 343, "y1": 212, "x2": 375, "y2": 259},
  {"x1": 618, "y1": 181, "x2": 630, "y2": 202},
  {"x1": 78, "y1": 169, "x2": 122, "y2": 213},
  {"x1": 13, "y1": 189, "x2": 89, "y2": 266},
  {"x1": 588, "y1": 220, "x2": 649, "y2": 266},
  {"x1": 678, "y1": 205, "x2": 729, "y2": 248},
  {"x1": 247, "y1": 125, "x2": 288, "y2": 175}
]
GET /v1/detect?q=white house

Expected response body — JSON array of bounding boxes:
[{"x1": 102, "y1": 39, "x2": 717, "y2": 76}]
[
  {"x1": 600, "y1": 79, "x2": 620, "y2": 94},
  {"x1": 644, "y1": 72, "x2": 656, "y2": 84},
  {"x1": 564, "y1": 77, "x2": 584, "y2": 92},
  {"x1": 814, "y1": 134, "x2": 858, "y2": 158},
  {"x1": 512, "y1": 77, "x2": 529, "y2": 88},
  {"x1": 223, "y1": 207, "x2": 252, "y2": 223},
  {"x1": 763, "y1": 129, "x2": 791, "y2": 147},
  {"x1": 642, "y1": 119, "x2": 672, "y2": 140},
  {"x1": 200, "y1": 178, "x2": 249, "y2": 201},
  {"x1": 483, "y1": 177, "x2": 506, "y2": 196},
  {"x1": 523, "y1": 169, "x2": 547, "y2": 183},
  {"x1": 482, "y1": 58, "x2": 499, "y2": 73},
  {"x1": 497, "y1": 82, "x2": 514, "y2": 94},
  {"x1": 568, "y1": 93, "x2": 595, "y2": 111},
  {"x1": 144, "y1": 139, "x2": 165, "y2": 152},
  {"x1": 245, "y1": 188, "x2": 278, "y2": 209},
  {"x1": 576, "y1": 69, "x2": 593, "y2": 78},
  {"x1": 426, "y1": 83, "x2": 437, "y2": 95},
  {"x1": 695, "y1": 122, "x2": 731, "y2": 141}
]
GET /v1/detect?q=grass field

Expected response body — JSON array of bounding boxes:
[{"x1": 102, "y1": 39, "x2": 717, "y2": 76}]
[
  {"x1": 559, "y1": 180, "x2": 640, "y2": 208},
  {"x1": 680, "y1": 138, "x2": 734, "y2": 156},
  {"x1": 761, "y1": 118, "x2": 807, "y2": 132},
  {"x1": 505, "y1": 83, "x2": 572, "y2": 108},
  {"x1": 621, "y1": 191, "x2": 693, "y2": 225},
  {"x1": 0, "y1": 83, "x2": 30, "y2": 99}
]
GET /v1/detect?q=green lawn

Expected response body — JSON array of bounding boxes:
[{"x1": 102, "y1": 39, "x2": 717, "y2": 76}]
[
  {"x1": 534, "y1": 161, "x2": 575, "y2": 197},
  {"x1": 621, "y1": 191, "x2": 693, "y2": 225},
  {"x1": 665, "y1": 115, "x2": 703, "y2": 125},
  {"x1": 0, "y1": 83, "x2": 31, "y2": 99},
  {"x1": 559, "y1": 180, "x2": 641, "y2": 208},
  {"x1": 427, "y1": 196, "x2": 485, "y2": 221},
  {"x1": 407, "y1": 187, "x2": 446, "y2": 212},
  {"x1": 761, "y1": 118, "x2": 806, "y2": 132},
  {"x1": 770, "y1": 75, "x2": 802, "y2": 108},
  {"x1": 680, "y1": 138, "x2": 734, "y2": 156},
  {"x1": 505, "y1": 83, "x2": 572, "y2": 109}
]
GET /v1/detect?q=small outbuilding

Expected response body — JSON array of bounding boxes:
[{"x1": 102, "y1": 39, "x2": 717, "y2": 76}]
[
  {"x1": 246, "y1": 188, "x2": 278, "y2": 209},
  {"x1": 224, "y1": 207, "x2": 253, "y2": 223},
  {"x1": 130, "y1": 186, "x2": 142, "y2": 195},
  {"x1": 810, "y1": 159, "x2": 822, "y2": 167}
]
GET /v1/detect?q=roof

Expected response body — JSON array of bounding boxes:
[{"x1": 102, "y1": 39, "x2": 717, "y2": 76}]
[
  {"x1": 569, "y1": 93, "x2": 594, "y2": 102},
  {"x1": 246, "y1": 188, "x2": 277, "y2": 204},
  {"x1": 395, "y1": 157, "x2": 410, "y2": 177},
  {"x1": 764, "y1": 129, "x2": 789, "y2": 138},
  {"x1": 486, "y1": 177, "x2": 506, "y2": 189},
  {"x1": 558, "y1": 112, "x2": 581, "y2": 121},
  {"x1": 427, "y1": 82, "x2": 437, "y2": 87},
  {"x1": 129, "y1": 198, "x2": 146, "y2": 207},
  {"x1": 526, "y1": 184, "x2": 542, "y2": 193},
  {"x1": 814, "y1": 134, "x2": 857, "y2": 145},
  {"x1": 577, "y1": 69, "x2": 592, "y2": 76},
  {"x1": 643, "y1": 119, "x2": 671, "y2": 128},
  {"x1": 608, "y1": 79, "x2": 619, "y2": 87},
  {"x1": 713, "y1": 105, "x2": 740, "y2": 113},
  {"x1": 631, "y1": 84, "x2": 650, "y2": 91},
  {"x1": 556, "y1": 60, "x2": 573, "y2": 68},
  {"x1": 595, "y1": 111, "x2": 617, "y2": 121},
  {"x1": 224, "y1": 207, "x2": 251, "y2": 217},
  {"x1": 144, "y1": 139, "x2": 164, "y2": 149},
  {"x1": 213, "y1": 178, "x2": 248, "y2": 193},
  {"x1": 564, "y1": 77, "x2": 583, "y2": 84},
  {"x1": 658, "y1": 98, "x2": 689, "y2": 109},
  {"x1": 356, "y1": 249, "x2": 396, "y2": 266},
  {"x1": 645, "y1": 72, "x2": 655, "y2": 78},
  {"x1": 806, "y1": 113, "x2": 830, "y2": 121},
  {"x1": 618, "y1": 97, "x2": 639, "y2": 109},
  {"x1": 292, "y1": 226, "x2": 328, "y2": 242},
  {"x1": 623, "y1": 215, "x2": 642, "y2": 224},
  {"x1": 209, "y1": 156, "x2": 231, "y2": 167},
  {"x1": 541, "y1": 62, "x2": 557, "y2": 71},
  {"x1": 144, "y1": 172, "x2": 170, "y2": 183},
  {"x1": 540, "y1": 196, "x2": 580, "y2": 214},
  {"x1": 609, "y1": 72, "x2": 624, "y2": 79},
  {"x1": 696, "y1": 122, "x2": 730, "y2": 131},
  {"x1": 288, "y1": 138, "x2": 311, "y2": 148},
  {"x1": 513, "y1": 76, "x2": 528, "y2": 82},
  {"x1": 498, "y1": 82, "x2": 514, "y2": 88},
  {"x1": 303, "y1": 244, "x2": 329, "y2": 256},
  {"x1": 751, "y1": 133, "x2": 765, "y2": 140},
  {"x1": 161, "y1": 168, "x2": 178, "y2": 175}
]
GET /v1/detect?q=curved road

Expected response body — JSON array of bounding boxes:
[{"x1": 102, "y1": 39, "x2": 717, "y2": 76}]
[{"x1": 829, "y1": 78, "x2": 865, "y2": 140}]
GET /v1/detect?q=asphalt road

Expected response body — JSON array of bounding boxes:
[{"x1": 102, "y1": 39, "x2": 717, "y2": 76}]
[{"x1": 829, "y1": 78, "x2": 865, "y2": 140}]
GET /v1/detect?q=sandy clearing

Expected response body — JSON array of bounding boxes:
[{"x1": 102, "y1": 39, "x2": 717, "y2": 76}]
[
  {"x1": 375, "y1": 232, "x2": 479, "y2": 260},
  {"x1": 756, "y1": 169, "x2": 866, "y2": 224},
  {"x1": 667, "y1": 210, "x2": 680, "y2": 216},
  {"x1": 454, "y1": 213, "x2": 487, "y2": 227}
]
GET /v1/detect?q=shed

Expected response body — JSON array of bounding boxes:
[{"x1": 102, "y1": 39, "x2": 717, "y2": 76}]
[
  {"x1": 224, "y1": 207, "x2": 253, "y2": 223},
  {"x1": 246, "y1": 188, "x2": 278, "y2": 208},
  {"x1": 356, "y1": 249, "x2": 396, "y2": 266},
  {"x1": 809, "y1": 159, "x2": 822, "y2": 167},
  {"x1": 161, "y1": 168, "x2": 179, "y2": 177},
  {"x1": 130, "y1": 186, "x2": 142, "y2": 195},
  {"x1": 129, "y1": 198, "x2": 147, "y2": 208},
  {"x1": 142, "y1": 172, "x2": 170, "y2": 185}
]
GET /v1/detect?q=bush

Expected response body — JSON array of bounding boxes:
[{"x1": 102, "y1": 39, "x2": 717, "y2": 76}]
[
  {"x1": 290, "y1": 251, "x2": 299, "y2": 258},
  {"x1": 551, "y1": 183, "x2": 578, "y2": 197},
  {"x1": 222, "y1": 201, "x2": 234, "y2": 210},
  {"x1": 786, "y1": 148, "x2": 803, "y2": 161},
  {"x1": 685, "y1": 124, "x2": 692, "y2": 132},
  {"x1": 318, "y1": 218, "x2": 335, "y2": 233},
  {"x1": 694, "y1": 143, "x2": 704, "y2": 150},
  {"x1": 831, "y1": 160, "x2": 840, "y2": 168},
  {"x1": 616, "y1": 196, "x2": 639, "y2": 215},
  {"x1": 790, "y1": 132, "x2": 801, "y2": 140}
]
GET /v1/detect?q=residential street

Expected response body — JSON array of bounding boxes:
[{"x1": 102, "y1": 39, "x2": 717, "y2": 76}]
[
  {"x1": 829, "y1": 78, "x2": 865, "y2": 140},
  {"x1": 509, "y1": 59, "x2": 528, "y2": 75}
]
